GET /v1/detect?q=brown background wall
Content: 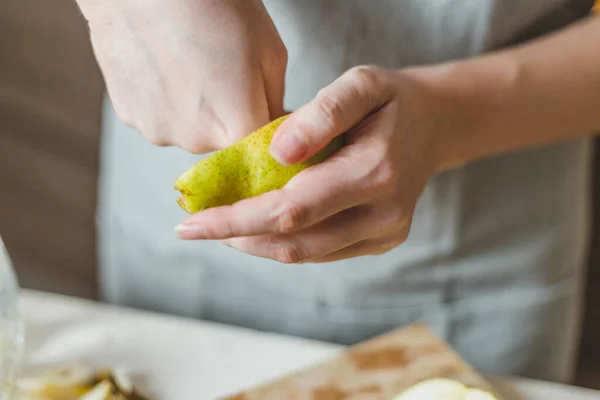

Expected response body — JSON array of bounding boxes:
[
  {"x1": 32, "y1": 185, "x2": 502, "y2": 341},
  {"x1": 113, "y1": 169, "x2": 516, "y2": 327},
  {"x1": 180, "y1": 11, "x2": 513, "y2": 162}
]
[
  {"x1": 0, "y1": 0, "x2": 103, "y2": 299},
  {"x1": 0, "y1": 0, "x2": 599, "y2": 389},
  {"x1": 576, "y1": 140, "x2": 600, "y2": 389}
]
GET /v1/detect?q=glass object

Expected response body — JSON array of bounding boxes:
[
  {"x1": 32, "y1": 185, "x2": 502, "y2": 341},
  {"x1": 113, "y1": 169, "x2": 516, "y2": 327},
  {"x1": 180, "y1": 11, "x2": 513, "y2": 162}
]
[{"x1": 0, "y1": 237, "x2": 24, "y2": 399}]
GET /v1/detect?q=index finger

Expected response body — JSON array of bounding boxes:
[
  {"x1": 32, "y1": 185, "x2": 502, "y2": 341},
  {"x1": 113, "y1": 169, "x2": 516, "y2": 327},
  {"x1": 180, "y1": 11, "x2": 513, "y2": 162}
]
[{"x1": 175, "y1": 147, "x2": 369, "y2": 240}]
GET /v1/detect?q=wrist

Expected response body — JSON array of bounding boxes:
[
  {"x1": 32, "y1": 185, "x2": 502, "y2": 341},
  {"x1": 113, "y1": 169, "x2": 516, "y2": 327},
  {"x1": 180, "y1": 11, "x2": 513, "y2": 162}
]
[
  {"x1": 398, "y1": 65, "x2": 469, "y2": 175},
  {"x1": 404, "y1": 54, "x2": 522, "y2": 173}
]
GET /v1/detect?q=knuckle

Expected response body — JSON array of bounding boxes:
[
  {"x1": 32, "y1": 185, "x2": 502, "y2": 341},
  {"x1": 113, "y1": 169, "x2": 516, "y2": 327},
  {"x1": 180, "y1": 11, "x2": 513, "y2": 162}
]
[
  {"x1": 220, "y1": 216, "x2": 239, "y2": 238},
  {"x1": 139, "y1": 118, "x2": 171, "y2": 147},
  {"x1": 369, "y1": 158, "x2": 399, "y2": 192},
  {"x1": 278, "y1": 48, "x2": 289, "y2": 68},
  {"x1": 271, "y1": 203, "x2": 308, "y2": 233},
  {"x1": 371, "y1": 247, "x2": 390, "y2": 256},
  {"x1": 399, "y1": 229, "x2": 410, "y2": 242},
  {"x1": 146, "y1": 134, "x2": 170, "y2": 148},
  {"x1": 386, "y1": 208, "x2": 408, "y2": 229},
  {"x1": 270, "y1": 242, "x2": 304, "y2": 264},
  {"x1": 221, "y1": 130, "x2": 246, "y2": 147},
  {"x1": 177, "y1": 116, "x2": 220, "y2": 153},
  {"x1": 180, "y1": 137, "x2": 212, "y2": 154},
  {"x1": 315, "y1": 94, "x2": 345, "y2": 130},
  {"x1": 371, "y1": 238, "x2": 404, "y2": 255},
  {"x1": 346, "y1": 66, "x2": 390, "y2": 111},
  {"x1": 273, "y1": 43, "x2": 289, "y2": 67},
  {"x1": 263, "y1": 42, "x2": 288, "y2": 69},
  {"x1": 113, "y1": 105, "x2": 134, "y2": 127},
  {"x1": 348, "y1": 65, "x2": 381, "y2": 93}
]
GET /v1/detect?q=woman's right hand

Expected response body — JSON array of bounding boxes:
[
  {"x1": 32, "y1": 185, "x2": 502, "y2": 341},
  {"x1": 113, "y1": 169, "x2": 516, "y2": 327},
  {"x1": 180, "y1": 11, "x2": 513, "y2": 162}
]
[{"x1": 78, "y1": 0, "x2": 287, "y2": 153}]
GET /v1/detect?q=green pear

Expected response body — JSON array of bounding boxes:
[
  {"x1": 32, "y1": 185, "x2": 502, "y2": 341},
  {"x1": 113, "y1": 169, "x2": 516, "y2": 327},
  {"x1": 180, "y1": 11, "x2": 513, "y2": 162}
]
[{"x1": 174, "y1": 115, "x2": 344, "y2": 213}]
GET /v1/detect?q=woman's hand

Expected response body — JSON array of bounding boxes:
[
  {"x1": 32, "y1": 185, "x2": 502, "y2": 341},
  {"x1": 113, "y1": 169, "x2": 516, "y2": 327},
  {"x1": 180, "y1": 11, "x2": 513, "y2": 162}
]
[
  {"x1": 78, "y1": 0, "x2": 287, "y2": 153},
  {"x1": 176, "y1": 66, "x2": 446, "y2": 263}
]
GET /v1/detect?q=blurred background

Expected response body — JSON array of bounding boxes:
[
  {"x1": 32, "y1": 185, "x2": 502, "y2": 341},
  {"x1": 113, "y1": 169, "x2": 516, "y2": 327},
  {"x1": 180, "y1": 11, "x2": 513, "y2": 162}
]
[{"x1": 1, "y1": 0, "x2": 599, "y2": 390}]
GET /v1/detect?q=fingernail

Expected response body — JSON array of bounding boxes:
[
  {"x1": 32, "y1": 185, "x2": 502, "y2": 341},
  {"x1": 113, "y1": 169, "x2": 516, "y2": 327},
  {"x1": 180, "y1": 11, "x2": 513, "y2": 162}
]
[
  {"x1": 270, "y1": 131, "x2": 307, "y2": 165},
  {"x1": 174, "y1": 224, "x2": 205, "y2": 239}
]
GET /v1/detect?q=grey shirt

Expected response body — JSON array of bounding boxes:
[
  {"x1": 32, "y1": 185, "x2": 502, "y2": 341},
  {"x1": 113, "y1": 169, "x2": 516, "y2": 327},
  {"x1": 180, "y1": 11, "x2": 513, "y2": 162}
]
[{"x1": 98, "y1": 0, "x2": 594, "y2": 383}]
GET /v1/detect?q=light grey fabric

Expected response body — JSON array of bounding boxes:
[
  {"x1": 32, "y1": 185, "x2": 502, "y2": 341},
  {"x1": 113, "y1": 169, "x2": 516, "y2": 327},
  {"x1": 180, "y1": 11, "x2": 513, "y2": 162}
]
[{"x1": 97, "y1": 0, "x2": 594, "y2": 382}]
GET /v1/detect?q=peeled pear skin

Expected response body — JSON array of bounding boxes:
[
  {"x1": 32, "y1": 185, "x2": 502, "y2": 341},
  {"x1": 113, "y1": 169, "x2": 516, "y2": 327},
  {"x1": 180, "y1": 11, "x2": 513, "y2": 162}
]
[
  {"x1": 175, "y1": 115, "x2": 344, "y2": 213},
  {"x1": 393, "y1": 379, "x2": 498, "y2": 400}
]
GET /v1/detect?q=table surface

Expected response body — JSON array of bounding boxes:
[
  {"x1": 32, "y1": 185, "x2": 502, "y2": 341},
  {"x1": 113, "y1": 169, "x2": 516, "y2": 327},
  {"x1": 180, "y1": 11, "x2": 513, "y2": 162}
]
[{"x1": 19, "y1": 290, "x2": 600, "y2": 400}]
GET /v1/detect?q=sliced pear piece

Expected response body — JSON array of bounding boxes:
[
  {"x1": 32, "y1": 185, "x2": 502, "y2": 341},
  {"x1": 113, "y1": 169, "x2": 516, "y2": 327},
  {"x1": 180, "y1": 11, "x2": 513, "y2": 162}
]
[
  {"x1": 175, "y1": 115, "x2": 344, "y2": 213},
  {"x1": 16, "y1": 365, "x2": 150, "y2": 400},
  {"x1": 465, "y1": 388, "x2": 499, "y2": 400},
  {"x1": 78, "y1": 381, "x2": 112, "y2": 400},
  {"x1": 17, "y1": 365, "x2": 100, "y2": 398},
  {"x1": 393, "y1": 378, "x2": 498, "y2": 400}
]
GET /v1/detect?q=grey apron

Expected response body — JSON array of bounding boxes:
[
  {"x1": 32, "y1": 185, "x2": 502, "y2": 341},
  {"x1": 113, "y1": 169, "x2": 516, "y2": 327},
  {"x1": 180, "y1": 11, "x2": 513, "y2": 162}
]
[{"x1": 98, "y1": 0, "x2": 594, "y2": 382}]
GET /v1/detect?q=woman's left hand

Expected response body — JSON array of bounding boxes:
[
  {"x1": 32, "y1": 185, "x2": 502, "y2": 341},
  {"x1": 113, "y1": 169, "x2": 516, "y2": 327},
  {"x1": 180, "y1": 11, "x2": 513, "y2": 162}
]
[{"x1": 176, "y1": 66, "x2": 445, "y2": 263}]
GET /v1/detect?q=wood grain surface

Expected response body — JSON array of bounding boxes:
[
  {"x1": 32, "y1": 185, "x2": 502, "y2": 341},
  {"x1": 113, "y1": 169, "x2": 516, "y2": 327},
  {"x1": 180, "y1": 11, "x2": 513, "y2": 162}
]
[{"x1": 223, "y1": 324, "x2": 502, "y2": 400}]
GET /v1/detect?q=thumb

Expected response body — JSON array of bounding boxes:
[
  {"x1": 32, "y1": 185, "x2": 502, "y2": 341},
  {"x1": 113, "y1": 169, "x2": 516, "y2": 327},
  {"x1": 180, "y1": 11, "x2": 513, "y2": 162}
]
[{"x1": 270, "y1": 66, "x2": 393, "y2": 165}]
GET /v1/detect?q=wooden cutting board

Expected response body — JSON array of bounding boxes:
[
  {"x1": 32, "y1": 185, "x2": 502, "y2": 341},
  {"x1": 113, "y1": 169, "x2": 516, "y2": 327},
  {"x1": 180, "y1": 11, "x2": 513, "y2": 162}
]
[{"x1": 222, "y1": 323, "x2": 502, "y2": 400}]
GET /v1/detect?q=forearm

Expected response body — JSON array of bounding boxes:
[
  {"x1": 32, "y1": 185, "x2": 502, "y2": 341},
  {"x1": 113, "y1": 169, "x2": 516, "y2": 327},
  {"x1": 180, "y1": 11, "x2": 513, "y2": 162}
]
[{"x1": 421, "y1": 14, "x2": 600, "y2": 172}]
